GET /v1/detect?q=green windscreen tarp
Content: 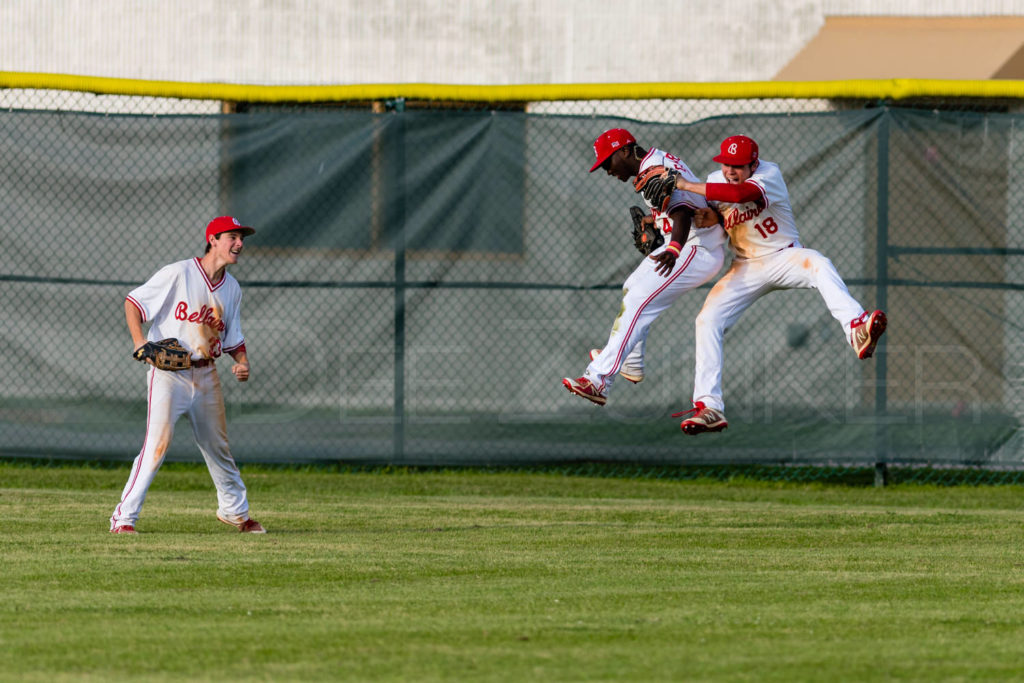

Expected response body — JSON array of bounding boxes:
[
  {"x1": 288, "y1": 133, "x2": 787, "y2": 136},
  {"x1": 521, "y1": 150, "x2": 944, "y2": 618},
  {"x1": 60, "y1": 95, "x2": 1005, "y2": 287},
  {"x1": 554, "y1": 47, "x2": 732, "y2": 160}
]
[{"x1": 0, "y1": 105, "x2": 1020, "y2": 467}]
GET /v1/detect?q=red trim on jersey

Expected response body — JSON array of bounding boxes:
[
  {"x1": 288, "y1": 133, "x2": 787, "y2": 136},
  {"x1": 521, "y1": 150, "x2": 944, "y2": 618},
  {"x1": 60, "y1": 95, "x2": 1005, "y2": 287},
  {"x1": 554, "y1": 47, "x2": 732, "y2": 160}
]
[
  {"x1": 192, "y1": 257, "x2": 224, "y2": 291},
  {"x1": 705, "y1": 181, "x2": 764, "y2": 205},
  {"x1": 600, "y1": 246, "x2": 698, "y2": 391},
  {"x1": 125, "y1": 296, "x2": 147, "y2": 322},
  {"x1": 224, "y1": 341, "x2": 246, "y2": 354}
]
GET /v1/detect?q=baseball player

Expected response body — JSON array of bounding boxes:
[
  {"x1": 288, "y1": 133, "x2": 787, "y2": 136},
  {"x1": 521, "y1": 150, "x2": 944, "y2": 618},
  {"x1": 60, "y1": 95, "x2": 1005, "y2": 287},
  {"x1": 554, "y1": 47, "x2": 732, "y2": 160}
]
[
  {"x1": 671, "y1": 135, "x2": 887, "y2": 434},
  {"x1": 110, "y1": 216, "x2": 266, "y2": 534},
  {"x1": 561, "y1": 128, "x2": 727, "y2": 405}
]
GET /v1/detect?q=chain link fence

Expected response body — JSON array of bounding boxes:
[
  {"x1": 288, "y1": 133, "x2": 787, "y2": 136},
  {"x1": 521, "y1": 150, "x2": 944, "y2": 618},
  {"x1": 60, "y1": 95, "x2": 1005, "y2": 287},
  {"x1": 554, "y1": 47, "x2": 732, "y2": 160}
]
[{"x1": 2, "y1": 82, "x2": 1023, "y2": 483}]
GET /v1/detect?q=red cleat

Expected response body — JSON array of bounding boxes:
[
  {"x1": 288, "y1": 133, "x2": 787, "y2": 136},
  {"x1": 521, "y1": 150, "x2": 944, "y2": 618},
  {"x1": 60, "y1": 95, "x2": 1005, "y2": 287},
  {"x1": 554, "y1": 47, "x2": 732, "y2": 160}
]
[
  {"x1": 218, "y1": 515, "x2": 267, "y2": 533},
  {"x1": 561, "y1": 376, "x2": 607, "y2": 406},
  {"x1": 673, "y1": 402, "x2": 728, "y2": 435},
  {"x1": 851, "y1": 310, "x2": 887, "y2": 359}
]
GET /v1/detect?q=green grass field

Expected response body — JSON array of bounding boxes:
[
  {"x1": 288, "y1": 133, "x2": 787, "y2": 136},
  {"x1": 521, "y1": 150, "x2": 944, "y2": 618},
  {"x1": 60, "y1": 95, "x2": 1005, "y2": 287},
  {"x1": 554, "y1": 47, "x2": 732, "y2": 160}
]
[{"x1": 3, "y1": 462, "x2": 1024, "y2": 682}]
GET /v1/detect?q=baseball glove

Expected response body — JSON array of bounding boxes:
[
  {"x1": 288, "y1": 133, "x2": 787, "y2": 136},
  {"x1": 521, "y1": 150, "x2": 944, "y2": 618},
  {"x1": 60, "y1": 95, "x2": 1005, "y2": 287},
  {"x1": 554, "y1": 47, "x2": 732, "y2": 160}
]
[
  {"x1": 630, "y1": 206, "x2": 664, "y2": 256},
  {"x1": 133, "y1": 338, "x2": 191, "y2": 371},
  {"x1": 632, "y1": 165, "x2": 680, "y2": 213}
]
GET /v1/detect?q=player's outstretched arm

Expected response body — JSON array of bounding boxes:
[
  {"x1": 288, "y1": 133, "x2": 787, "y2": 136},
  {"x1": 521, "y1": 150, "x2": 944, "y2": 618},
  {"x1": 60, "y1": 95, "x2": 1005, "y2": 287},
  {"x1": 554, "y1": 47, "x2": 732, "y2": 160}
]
[
  {"x1": 676, "y1": 177, "x2": 763, "y2": 206},
  {"x1": 675, "y1": 177, "x2": 707, "y2": 196}
]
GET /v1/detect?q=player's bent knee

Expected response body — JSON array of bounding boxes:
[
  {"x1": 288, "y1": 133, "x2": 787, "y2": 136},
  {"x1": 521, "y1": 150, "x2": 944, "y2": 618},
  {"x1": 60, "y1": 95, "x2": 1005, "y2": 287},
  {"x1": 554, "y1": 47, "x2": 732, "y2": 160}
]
[
  {"x1": 806, "y1": 251, "x2": 834, "y2": 272},
  {"x1": 695, "y1": 310, "x2": 727, "y2": 335}
]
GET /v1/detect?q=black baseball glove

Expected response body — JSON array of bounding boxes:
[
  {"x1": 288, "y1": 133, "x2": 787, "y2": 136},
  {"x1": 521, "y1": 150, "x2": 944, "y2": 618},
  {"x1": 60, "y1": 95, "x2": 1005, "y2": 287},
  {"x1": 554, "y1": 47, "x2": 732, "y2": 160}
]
[
  {"x1": 632, "y1": 165, "x2": 681, "y2": 213},
  {"x1": 630, "y1": 206, "x2": 664, "y2": 256},
  {"x1": 133, "y1": 338, "x2": 191, "y2": 371}
]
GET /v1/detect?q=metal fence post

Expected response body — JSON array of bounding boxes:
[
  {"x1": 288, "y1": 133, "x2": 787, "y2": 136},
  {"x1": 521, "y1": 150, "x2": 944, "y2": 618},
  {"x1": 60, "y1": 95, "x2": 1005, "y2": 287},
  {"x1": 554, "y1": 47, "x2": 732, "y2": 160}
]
[
  {"x1": 392, "y1": 99, "x2": 407, "y2": 462},
  {"x1": 874, "y1": 107, "x2": 890, "y2": 487}
]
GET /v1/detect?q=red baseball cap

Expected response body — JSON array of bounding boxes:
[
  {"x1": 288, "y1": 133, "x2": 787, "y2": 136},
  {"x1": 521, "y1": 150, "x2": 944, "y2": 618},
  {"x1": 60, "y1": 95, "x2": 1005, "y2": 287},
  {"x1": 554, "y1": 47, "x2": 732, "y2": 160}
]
[
  {"x1": 589, "y1": 128, "x2": 636, "y2": 172},
  {"x1": 713, "y1": 135, "x2": 759, "y2": 165},
  {"x1": 205, "y1": 216, "x2": 255, "y2": 243}
]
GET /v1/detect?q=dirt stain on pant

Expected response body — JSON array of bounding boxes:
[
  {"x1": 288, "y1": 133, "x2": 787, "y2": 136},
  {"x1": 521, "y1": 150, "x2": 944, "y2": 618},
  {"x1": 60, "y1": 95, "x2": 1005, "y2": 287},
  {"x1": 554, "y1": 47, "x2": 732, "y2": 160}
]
[{"x1": 150, "y1": 427, "x2": 171, "y2": 471}]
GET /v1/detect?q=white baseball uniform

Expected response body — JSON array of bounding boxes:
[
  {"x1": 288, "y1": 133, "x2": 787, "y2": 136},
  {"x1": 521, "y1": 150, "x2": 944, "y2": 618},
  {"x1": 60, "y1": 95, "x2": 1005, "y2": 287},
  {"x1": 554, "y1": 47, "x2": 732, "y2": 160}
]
[
  {"x1": 692, "y1": 160, "x2": 866, "y2": 411},
  {"x1": 110, "y1": 257, "x2": 253, "y2": 530},
  {"x1": 585, "y1": 149, "x2": 727, "y2": 394}
]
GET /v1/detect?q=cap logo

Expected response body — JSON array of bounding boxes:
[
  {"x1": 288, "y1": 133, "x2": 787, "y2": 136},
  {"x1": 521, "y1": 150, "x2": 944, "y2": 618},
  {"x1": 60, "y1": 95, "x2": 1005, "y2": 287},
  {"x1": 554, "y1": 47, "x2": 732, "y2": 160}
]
[{"x1": 728, "y1": 143, "x2": 739, "y2": 154}]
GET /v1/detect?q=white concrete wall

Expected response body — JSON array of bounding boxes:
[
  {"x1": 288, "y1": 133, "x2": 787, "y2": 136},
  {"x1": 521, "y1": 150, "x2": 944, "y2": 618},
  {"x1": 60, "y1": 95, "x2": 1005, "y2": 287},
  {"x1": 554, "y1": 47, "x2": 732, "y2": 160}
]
[{"x1": 1, "y1": 0, "x2": 1022, "y2": 85}]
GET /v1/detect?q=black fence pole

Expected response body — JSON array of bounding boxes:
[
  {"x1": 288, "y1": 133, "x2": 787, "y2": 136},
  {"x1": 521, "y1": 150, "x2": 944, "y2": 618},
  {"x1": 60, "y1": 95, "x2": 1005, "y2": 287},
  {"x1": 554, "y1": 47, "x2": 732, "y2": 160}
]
[
  {"x1": 874, "y1": 108, "x2": 890, "y2": 487},
  {"x1": 392, "y1": 100, "x2": 407, "y2": 462}
]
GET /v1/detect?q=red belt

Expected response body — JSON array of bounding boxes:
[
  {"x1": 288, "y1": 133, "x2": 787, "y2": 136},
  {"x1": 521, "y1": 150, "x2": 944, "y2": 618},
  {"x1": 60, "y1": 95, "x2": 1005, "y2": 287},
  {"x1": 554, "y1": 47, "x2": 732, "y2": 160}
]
[{"x1": 191, "y1": 358, "x2": 214, "y2": 368}]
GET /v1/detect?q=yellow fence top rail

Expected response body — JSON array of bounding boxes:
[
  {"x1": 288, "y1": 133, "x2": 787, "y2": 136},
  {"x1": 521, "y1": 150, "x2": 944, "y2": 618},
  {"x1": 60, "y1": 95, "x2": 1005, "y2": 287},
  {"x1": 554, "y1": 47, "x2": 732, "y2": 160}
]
[{"x1": 3, "y1": 72, "x2": 1024, "y2": 102}]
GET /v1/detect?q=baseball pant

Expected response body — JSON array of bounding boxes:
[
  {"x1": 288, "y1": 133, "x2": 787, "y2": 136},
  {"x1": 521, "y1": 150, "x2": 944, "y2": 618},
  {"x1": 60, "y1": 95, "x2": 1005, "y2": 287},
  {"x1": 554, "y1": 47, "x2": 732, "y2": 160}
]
[
  {"x1": 586, "y1": 244, "x2": 725, "y2": 394},
  {"x1": 692, "y1": 246, "x2": 865, "y2": 411},
  {"x1": 110, "y1": 364, "x2": 251, "y2": 529}
]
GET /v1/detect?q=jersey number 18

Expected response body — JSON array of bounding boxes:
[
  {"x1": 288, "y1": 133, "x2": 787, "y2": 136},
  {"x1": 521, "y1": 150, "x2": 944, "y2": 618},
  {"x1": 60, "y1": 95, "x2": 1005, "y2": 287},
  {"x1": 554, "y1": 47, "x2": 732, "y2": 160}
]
[{"x1": 753, "y1": 217, "x2": 779, "y2": 239}]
